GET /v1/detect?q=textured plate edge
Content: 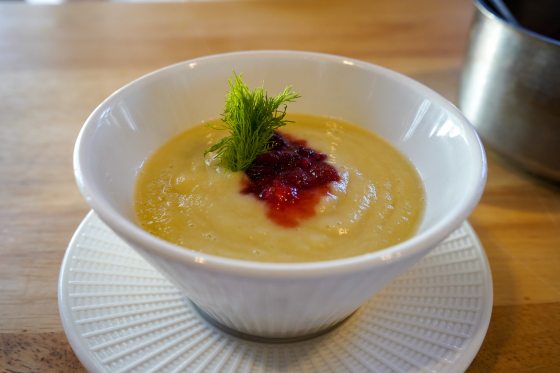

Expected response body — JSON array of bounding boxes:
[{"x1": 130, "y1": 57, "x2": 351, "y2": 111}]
[
  {"x1": 58, "y1": 210, "x2": 107, "y2": 373},
  {"x1": 452, "y1": 221, "x2": 494, "y2": 371},
  {"x1": 57, "y1": 211, "x2": 494, "y2": 373}
]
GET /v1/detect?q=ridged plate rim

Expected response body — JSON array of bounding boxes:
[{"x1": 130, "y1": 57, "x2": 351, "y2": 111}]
[{"x1": 58, "y1": 211, "x2": 492, "y2": 373}]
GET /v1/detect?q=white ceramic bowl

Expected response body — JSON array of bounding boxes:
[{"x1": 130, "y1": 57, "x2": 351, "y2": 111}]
[{"x1": 74, "y1": 51, "x2": 486, "y2": 339}]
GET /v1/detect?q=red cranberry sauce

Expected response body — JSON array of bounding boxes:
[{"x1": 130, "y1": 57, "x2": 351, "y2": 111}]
[{"x1": 242, "y1": 132, "x2": 340, "y2": 227}]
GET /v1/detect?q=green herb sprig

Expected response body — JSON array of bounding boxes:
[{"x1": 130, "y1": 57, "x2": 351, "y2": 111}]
[{"x1": 205, "y1": 73, "x2": 300, "y2": 172}]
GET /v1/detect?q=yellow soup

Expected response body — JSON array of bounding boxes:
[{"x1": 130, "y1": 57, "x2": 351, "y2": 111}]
[{"x1": 135, "y1": 114, "x2": 425, "y2": 262}]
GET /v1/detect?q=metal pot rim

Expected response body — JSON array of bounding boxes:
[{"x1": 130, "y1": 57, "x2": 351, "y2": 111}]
[{"x1": 475, "y1": 0, "x2": 560, "y2": 47}]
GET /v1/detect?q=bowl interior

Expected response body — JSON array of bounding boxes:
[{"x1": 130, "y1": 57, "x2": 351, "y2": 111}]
[{"x1": 76, "y1": 52, "x2": 485, "y2": 262}]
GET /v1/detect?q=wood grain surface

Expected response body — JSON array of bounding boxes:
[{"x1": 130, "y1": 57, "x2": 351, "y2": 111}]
[{"x1": 0, "y1": 0, "x2": 558, "y2": 371}]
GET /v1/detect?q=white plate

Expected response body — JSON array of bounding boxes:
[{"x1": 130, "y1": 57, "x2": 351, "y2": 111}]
[{"x1": 59, "y1": 212, "x2": 492, "y2": 373}]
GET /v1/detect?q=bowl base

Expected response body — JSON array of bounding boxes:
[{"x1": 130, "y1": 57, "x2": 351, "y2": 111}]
[{"x1": 190, "y1": 301, "x2": 355, "y2": 344}]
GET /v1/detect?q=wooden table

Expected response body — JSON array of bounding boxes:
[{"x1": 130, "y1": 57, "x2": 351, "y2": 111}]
[{"x1": 1, "y1": 0, "x2": 558, "y2": 371}]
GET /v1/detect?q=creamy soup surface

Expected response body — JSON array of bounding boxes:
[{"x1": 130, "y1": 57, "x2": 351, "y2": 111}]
[{"x1": 135, "y1": 114, "x2": 425, "y2": 262}]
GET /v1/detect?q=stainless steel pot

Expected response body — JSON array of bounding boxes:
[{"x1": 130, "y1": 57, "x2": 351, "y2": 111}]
[{"x1": 459, "y1": 0, "x2": 560, "y2": 181}]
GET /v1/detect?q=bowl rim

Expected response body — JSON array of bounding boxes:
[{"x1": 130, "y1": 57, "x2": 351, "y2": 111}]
[{"x1": 74, "y1": 50, "x2": 487, "y2": 277}]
